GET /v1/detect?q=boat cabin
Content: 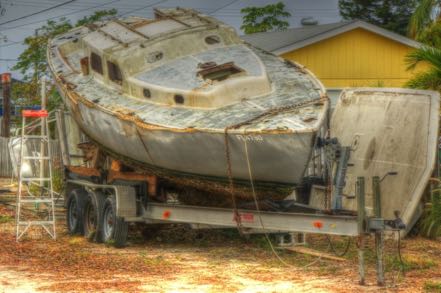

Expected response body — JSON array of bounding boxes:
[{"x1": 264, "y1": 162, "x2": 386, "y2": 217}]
[{"x1": 53, "y1": 8, "x2": 273, "y2": 109}]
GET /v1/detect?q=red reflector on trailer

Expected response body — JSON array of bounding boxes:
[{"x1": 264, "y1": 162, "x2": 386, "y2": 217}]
[
  {"x1": 313, "y1": 221, "x2": 323, "y2": 229},
  {"x1": 22, "y1": 110, "x2": 48, "y2": 118},
  {"x1": 240, "y1": 213, "x2": 254, "y2": 223},
  {"x1": 162, "y1": 210, "x2": 171, "y2": 219}
]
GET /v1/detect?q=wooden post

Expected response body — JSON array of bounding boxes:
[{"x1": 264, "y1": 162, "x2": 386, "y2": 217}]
[
  {"x1": 357, "y1": 177, "x2": 366, "y2": 285},
  {"x1": 1, "y1": 73, "x2": 11, "y2": 138},
  {"x1": 55, "y1": 110, "x2": 71, "y2": 166},
  {"x1": 373, "y1": 176, "x2": 385, "y2": 286}
]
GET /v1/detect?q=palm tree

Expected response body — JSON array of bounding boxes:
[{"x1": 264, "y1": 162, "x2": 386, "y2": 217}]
[
  {"x1": 408, "y1": 0, "x2": 441, "y2": 39},
  {"x1": 405, "y1": 46, "x2": 441, "y2": 90},
  {"x1": 407, "y1": 1, "x2": 441, "y2": 240},
  {"x1": 406, "y1": 1, "x2": 441, "y2": 91}
]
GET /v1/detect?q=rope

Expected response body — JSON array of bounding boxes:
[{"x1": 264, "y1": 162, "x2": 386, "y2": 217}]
[
  {"x1": 222, "y1": 97, "x2": 326, "y2": 226},
  {"x1": 325, "y1": 234, "x2": 351, "y2": 257},
  {"x1": 222, "y1": 97, "x2": 330, "y2": 268},
  {"x1": 224, "y1": 127, "x2": 243, "y2": 234},
  {"x1": 243, "y1": 137, "x2": 327, "y2": 269},
  {"x1": 396, "y1": 230, "x2": 405, "y2": 275}
]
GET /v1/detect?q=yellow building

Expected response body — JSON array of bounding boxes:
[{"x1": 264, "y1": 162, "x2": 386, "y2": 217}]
[{"x1": 243, "y1": 20, "x2": 425, "y2": 102}]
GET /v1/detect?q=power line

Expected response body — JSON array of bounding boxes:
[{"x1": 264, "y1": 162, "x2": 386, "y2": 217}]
[
  {"x1": 119, "y1": 0, "x2": 168, "y2": 17},
  {"x1": 0, "y1": 0, "x2": 77, "y2": 26},
  {"x1": 208, "y1": 0, "x2": 240, "y2": 15},
  {"x1": 0, "y1": 40, "x2": 23, "y2": 48},
  {"x1": 0, "y1": 0, "x2": 122, "y2": 31},
  {"x1": 11, "y1": 2, "x2": 80, "y2": 11},
  {"x1": 0, "y1": 0, "x2": 162, "y2": 47}
]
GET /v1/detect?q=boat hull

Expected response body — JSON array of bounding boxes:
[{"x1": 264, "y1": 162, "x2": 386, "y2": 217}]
[{"x1": 60, "y1": 86, "x2": 318, "y2": 193}]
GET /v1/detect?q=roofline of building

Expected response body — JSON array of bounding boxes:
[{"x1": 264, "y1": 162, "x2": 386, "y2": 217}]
[{"x1": 272, "y1": 20, "x2": 422, "y2": 55}]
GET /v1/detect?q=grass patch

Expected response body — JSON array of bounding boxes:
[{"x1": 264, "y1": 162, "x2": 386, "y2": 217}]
[
  {"x1": 138, "y1": 252, "x2": 173, "y2": 268},
  {"x1": 219, "y1": 228, "x2": 241, "y2": 239},
  {"x1": 104, "y1": 239, "x2": 116, "y2": 247},
  {"x1": 424, "y1": 281, "x2": 441, "y2": 292},
  {"x1": 420, "y1": 187, "x2": 441, "y2": 238},
  {"x1": 386, "y1": 255, "x2": 437, "y2": 272},
  {"x1": 68, "y1": 236, "x2": 86, "y2": 246},
  {"x1": 142, "y1": 255, "x2": 171, "y2": 266},
  {"x1": 249, "y1": 235, "x2": 272, "y2": 250},
  {"x1": 0, "y1": 215, "x2": 13, "y2": 223}
]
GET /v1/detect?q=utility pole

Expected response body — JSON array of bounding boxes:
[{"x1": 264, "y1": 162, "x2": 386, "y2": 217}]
[{"x1": 1, "y1": 72, "x2": 11, "y2": 138}]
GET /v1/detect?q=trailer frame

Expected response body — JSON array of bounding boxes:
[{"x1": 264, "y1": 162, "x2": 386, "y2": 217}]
[{"x1": 64, "y1": 174, "x2": 402, "y2": 286}]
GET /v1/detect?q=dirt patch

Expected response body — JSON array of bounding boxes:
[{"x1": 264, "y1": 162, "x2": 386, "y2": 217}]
[{"x1": 0, "y1": 200, "x2": 441, "y2": 292}]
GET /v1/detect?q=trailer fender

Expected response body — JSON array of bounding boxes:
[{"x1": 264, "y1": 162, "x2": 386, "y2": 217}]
[{"x1": 114, "y1": 185, "x2": 137, "y2": 218}]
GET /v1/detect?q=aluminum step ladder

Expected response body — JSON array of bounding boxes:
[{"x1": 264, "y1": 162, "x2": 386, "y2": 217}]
[{"x1": 15, "y1": 109, "x2": 56, "y2": 241}]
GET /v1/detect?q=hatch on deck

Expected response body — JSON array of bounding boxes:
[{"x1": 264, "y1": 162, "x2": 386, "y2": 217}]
[{"x1": 197, "y1": 62, "x2": 245, "y2": 81}]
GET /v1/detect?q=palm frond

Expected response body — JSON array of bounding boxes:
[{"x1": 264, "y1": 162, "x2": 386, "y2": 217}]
[
  {"x1": 406, "y1": 46, "x2": 441, "y2": 70},
  {"x1": 408, "y1": 0, "x2": 438, "y2": 38},
  {"x1": 405, "y1": 68, "x2": 441, "y2": 90}
]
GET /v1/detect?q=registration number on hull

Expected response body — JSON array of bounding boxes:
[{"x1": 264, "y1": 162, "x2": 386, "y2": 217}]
[{"x1": 235, "y1": 135, "x2": 264, "y2": 143}]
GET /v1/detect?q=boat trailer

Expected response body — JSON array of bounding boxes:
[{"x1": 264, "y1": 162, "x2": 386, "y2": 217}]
[{"x1": 65, "y1": 173, "x2": 405, "y2": 286}]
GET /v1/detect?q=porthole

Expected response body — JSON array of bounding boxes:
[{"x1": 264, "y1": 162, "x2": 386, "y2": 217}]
[
  {"x1": 205, "y1": 35, "x2": 221, "y2": 45},
  {"x1": 174, "y1": 94, "x2": 184, "y2": 104},
  {"x1": 143, "y1": 88, "x2": 151, "y2": 98},
  {"x1": 147, "y1": 51, "x2": 163, "y2": 63}
]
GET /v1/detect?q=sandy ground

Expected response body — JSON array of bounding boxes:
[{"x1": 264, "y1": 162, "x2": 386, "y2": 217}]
[{"x1": 1, "y1": 188, "x2": 441, "y2": 292}]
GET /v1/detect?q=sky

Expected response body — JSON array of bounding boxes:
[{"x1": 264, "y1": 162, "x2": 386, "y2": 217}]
[{"x1": 0, "y1": 0, "x2": 341, "y2": 79}]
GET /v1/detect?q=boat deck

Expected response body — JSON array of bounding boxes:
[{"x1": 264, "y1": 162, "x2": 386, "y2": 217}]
[{"x1": 51, "y1": 45, "x2": 326, "y2": 132}]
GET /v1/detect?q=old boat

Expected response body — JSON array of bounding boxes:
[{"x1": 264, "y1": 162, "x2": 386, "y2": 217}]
[{"x1": 47, "y1": 8, "x2": 328, "y2": 200}]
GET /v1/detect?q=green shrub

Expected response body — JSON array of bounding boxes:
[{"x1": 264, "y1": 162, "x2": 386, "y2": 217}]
[
  {"x1": 420, "y1": 187, "x2": 441, "y2": 238},
  {"x1": 424, "y1": 281, "x2": 441, "y2": 292},
  {"x1": 0, "y1": 215, "x2": 13, "y2": 223}
]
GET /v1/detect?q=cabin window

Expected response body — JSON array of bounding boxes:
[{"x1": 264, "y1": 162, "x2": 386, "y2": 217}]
[
  {"x1": 90, "y1": 52, "x2": 103, "y2": 74},
  {"x1": 143, "y1": 88, "x2": 151, "y2": 98},
  {"x1": 174, "y1": 94, "x2": 184, "y2": 104},
  {"x1": 205, "y1": 35, "x2": 221, "y2": 45},
  {"x1": 107, "y1": 61, "x2": 123, "y2": 84},
  {"x1": 197, "y1": 62, "x2": 243, "y2": 82}
]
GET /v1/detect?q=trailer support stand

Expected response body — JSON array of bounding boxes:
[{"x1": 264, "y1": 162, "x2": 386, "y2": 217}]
[
  {"x1": 357, "y1": 177, "x2": 366, "y2": 285},
  {"x1": 331, "y1": 146, "x2": 351, "y2": 210},
  {"x1": 373, "y1": 176, "x2": 385, "y2": 286}
]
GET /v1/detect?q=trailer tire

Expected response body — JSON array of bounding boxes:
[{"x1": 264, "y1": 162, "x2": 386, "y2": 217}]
[
  {"x1": 66, "y1": 189, "x2": 87, "y2": 235},
  {"x1": 83, "y1": 191, "x2": 106, "y2": 243},
  {"x1": 102, "y1": 194, "x2": 128, "y2": 248}
]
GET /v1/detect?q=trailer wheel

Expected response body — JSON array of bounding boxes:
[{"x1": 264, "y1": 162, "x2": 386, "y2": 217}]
[
  {"x1": 102, "y1": 194, "x2": 128, "y2": 248},
  {"x1": 83, "y1": 191, "x2": 105, "y2": 242},
  {"x1": 66, "y1": 189, "x2": 87, "y2": 235}
]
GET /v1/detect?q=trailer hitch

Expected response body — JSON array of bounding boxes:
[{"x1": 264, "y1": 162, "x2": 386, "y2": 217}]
[
  {"x1": 367, "y1": 212, "x2": 406, "y2": 232},
  {"x1": 386, "y1": 211, "x2": 406, "y2": 230}
]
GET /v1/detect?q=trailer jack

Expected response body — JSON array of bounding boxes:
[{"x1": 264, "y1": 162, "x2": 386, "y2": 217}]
[{"x1": 357, "y1": 176, "x2": 406, "y2": 286}]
